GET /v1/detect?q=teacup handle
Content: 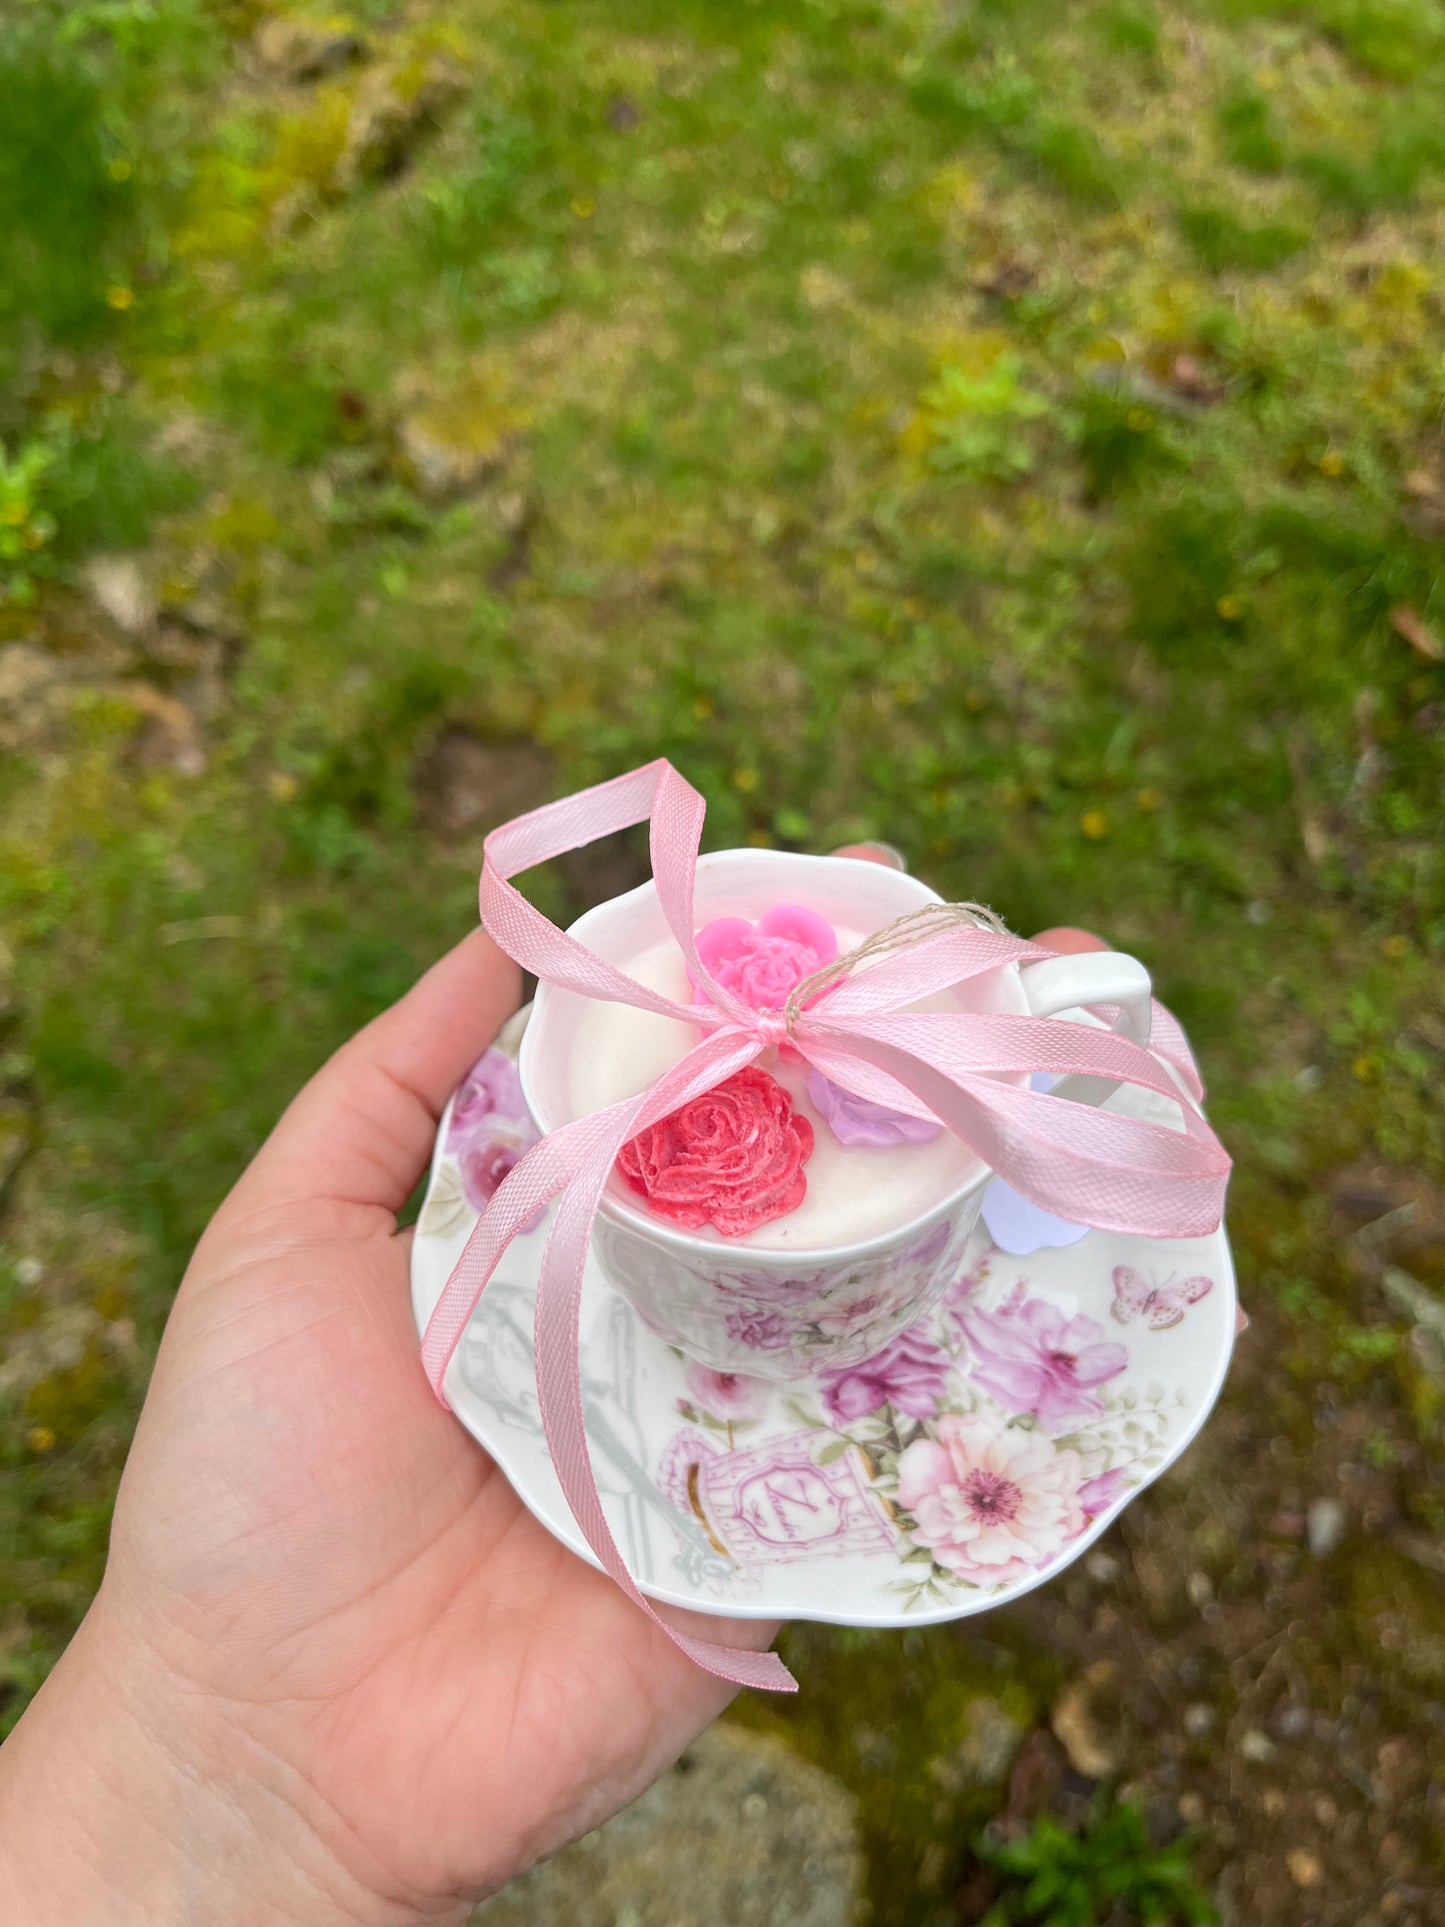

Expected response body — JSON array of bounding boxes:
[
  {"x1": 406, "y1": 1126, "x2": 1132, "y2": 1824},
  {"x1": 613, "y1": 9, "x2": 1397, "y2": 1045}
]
[{"x1": 1018, "y1": 950, "x2": 1152, "y2": 1106}]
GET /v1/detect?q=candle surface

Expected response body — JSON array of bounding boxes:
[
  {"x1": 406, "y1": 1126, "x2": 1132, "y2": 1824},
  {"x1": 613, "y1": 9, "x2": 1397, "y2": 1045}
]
[{"x1": 569, "y1": 927, "x2": 983, "y2": 1248}]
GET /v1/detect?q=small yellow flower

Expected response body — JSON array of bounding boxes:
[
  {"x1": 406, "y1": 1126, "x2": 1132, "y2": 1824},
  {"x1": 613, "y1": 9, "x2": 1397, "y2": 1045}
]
[
  {"x1": 1352, "y1": 1054, "x2": 1379, "y2": 1082},
  {"x1": 1381, "y1": 934, "x2": 1408, "y2": 960},
  {"x1": 106, "y1": 285, "x2": 134, "y2": 311},
  {"x1": 732, "y1": 765, "x2": 760, "y2": 794},
  {"x1": 27, "y1": 1426, "x2": 56, "y2": 1454},
  {"x1": 268, "y1": 771, "x2": 299, "y2": 803},
  {"x1": 1081, "y1": 809, "x2": 1110, "y2": 840},
  {"x1": 108, "y1": 157, "x2": 133, "y2": 182},
  {"x1": 1136, "y1": 786, "x2": 1162, "y2": 813},
  {"x1": 1, "y1": 502, "x2": 27, "y2": 527},
  {"x1": 692, "y1": 696, "x2": 714, "y2": 721},
  {"x1": 1319, "y1": 450, "x2": 1345, "y2": 477},
  {"x1": 571, "y1": 195, "x2": 595, "y2": 220},
  {"x1": 1217, "y1": 594, "x2": 1243, "y2": 621}
]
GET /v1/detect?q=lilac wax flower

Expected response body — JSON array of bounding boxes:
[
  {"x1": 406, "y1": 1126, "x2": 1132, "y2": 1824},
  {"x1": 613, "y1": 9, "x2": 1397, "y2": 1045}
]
[
  {"x1": 818, "y1": 1322, "x2": 952, "y2": 1423},
  {"x1": 805, "y1": 1070, "x2": 942, "y2": 1148},
  {"x1": 978, "y1": 1073, "x2": 1087, "y2": 1255},
  {"x1": 957, "y1": 1289, "x2": 1128, "y2": 1432},
  {"x1": 980, "y1": 1178, "x2": 1089, "y2": 1257}
]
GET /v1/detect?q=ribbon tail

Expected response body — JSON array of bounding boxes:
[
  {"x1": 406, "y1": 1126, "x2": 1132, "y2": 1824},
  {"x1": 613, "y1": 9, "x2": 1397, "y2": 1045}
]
[{"x1": 536, "y1": 1137, "x2": 795, "y2": 1693}]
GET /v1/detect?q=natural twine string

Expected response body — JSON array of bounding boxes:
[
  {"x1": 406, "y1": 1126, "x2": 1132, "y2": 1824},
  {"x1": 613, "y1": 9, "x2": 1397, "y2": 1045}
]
[{"x1": 781, "y1": 900, "x2": 1011, "y2": 1029}]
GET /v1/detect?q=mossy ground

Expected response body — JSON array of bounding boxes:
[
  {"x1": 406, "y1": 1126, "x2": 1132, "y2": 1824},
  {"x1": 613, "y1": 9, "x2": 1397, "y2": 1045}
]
[{"x1": 2, "y1": 1, "x2": 1443, "y2": 1921}]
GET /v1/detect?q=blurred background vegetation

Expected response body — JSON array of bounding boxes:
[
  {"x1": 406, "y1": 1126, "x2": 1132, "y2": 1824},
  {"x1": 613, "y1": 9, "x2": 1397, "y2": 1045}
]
[{"x1": 1, "y1": 1, "x2": 1442, "y2": 1921}]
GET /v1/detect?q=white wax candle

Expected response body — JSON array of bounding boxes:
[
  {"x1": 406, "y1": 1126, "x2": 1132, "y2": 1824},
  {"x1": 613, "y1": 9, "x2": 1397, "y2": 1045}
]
[{"x1": 568, "y1": 928, "x2": 981, "y2": 1249}]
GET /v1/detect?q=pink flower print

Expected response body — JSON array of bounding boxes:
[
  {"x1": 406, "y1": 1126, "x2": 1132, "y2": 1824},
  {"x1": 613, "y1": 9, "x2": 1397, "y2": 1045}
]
[
  {"x1": 684, "y1": 1362, "x2": 772, "y2": 1422},
  {"x1": 448, "y1": 1046, "x2": 528, "y2": 1147},
  {"x1": 897, "y1": 1415, "x2": 1085, "y2": 1585},
  {"x1": 732, "y1": 1267, "x2": 830, "y2": 1308},
  {"x1": 818, "y1": 1323, "x2": 951, "y2": 1424},
  {"x1": 724, "y1": 1304, "x2": 796, "y2": 1352},
  {"x1": 690, "y1": 905, "x2": 837, "y2": 1012},
  {"x1": 458, "y1": 1135, "x2": 523, "y2": 1211},
  {"x1": 958, "y1": 1291, "x2": 1128, "y2": 1432},
  {"x1": 816, "y1": 1287, "x2": 888, "y2": 1338},
  {"x1": 1078, "y1": 1465, "x2": 1132, "y2": 1521}
]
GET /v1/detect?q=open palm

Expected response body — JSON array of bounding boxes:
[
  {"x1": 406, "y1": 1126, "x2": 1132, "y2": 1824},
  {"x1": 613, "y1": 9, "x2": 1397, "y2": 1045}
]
[{"x1": 96, "y1": 929, "x2": 774, "y2": 1917}]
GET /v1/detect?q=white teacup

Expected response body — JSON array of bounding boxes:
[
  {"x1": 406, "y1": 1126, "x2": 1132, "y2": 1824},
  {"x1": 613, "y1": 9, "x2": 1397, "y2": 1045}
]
[{"x1": 519, "y1": 850, "x2": 1151, "y2": 1380}]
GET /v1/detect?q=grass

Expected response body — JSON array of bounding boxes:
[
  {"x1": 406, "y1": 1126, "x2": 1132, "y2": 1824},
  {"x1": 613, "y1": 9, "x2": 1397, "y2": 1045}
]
[{"x1": 2, "y1": 0, "x2": 1444, "y2": 1918}]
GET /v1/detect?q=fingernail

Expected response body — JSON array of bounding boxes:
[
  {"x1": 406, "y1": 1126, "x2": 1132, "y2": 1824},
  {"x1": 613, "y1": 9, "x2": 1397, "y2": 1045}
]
[{"x1": 858, "y1": 841, "x2": 908, "y2": 871}]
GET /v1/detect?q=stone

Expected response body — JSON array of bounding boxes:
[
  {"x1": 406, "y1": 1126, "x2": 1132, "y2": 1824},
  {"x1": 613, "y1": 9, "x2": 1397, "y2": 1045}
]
[
  {"x1": 1238, "y1": 1729, "x2": 1276, "y2": 1764},
  {"x1": 254, "y1": 15, "x2": 365, "y2": 84},
  {"x1": 1287, "y1": 1848, "x2": 1322, "y2": 1888},
  {"x1": 394, "y1": 393, "x2": 526, "y2": 502},
  {"x1": 929, "y1": 1696, "x2": 1026, "y2": 1792},
  {"x1": 471, "y1": 1724, "x2": 863, "y2": 1927},
  {"x1": 337, "y1": 54, "x2": 468, "y2": 191},
  {"x1": 84, "y1": 555, "x2": 156, "y2": 638},
  {"x1": 1306, "y1": 1497, "x2": 1346, "y2": 1557},
  {"x1": 1050, "y1": 1663, "x2": 1122, "y2": 1779},
  {"x1": 1183, "y1": 1704, "x2": 1215, "y2": 1740}
]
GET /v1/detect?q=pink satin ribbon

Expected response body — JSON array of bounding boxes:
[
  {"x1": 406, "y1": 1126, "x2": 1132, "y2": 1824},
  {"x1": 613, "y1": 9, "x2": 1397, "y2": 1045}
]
[{"x1": 420, "y1": 760, "x2": 1231, "y2": 1694}]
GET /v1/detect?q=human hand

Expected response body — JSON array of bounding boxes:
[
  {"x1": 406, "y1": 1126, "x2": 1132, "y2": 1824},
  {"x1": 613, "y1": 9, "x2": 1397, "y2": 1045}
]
[{"x1": 0, "y1": 929, "x2": 776, "y2": 1926}]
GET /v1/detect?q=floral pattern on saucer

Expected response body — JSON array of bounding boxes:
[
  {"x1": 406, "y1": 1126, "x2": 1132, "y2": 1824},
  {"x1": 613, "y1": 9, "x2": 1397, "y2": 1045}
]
[
  {"x1": 410, "y1": 1003, "x2": 1237, "y2": 1629},
  {"x1": 661, "y1": 1249, "x2": 1200, "y2": 1611}
]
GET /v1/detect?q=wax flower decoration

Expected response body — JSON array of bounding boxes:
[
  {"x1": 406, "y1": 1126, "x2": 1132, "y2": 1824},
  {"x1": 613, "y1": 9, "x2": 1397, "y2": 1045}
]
[
  {"x1": 687, "y1": 906, "x2": 837, "y2": 1011},
  {"x1": 615, "y1": 1065, "x2": 815, "y2": 1236}
]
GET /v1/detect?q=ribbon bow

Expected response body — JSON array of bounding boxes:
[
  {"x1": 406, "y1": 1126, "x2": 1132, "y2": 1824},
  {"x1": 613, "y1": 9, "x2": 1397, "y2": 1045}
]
[{"x1": 421, "y1": 760, "x2": 1231, "y2": 1694}]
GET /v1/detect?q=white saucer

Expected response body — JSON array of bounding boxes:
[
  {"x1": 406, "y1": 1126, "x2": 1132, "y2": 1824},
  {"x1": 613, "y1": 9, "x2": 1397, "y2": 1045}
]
[{"x1": 410, "y1": 1027, "x2": 1236, "y2": 1628}]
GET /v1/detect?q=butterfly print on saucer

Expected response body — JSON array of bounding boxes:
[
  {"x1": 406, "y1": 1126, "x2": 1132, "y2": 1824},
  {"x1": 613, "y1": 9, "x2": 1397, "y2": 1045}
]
[{"x1": 1110, "y1": 1266, "x2": 1213, "y2": 1331}]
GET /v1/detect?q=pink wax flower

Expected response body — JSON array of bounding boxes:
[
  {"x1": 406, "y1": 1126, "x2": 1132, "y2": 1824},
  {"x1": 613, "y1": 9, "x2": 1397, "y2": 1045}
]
[
  {"x1": 689, "y1": 905, "x2": 837, "y2": 1012},
  {"x1": 818, "y1": 1323, "x2": 952, "y2": 1423},
  {"x1": 805, "y1": 1070, "x2": 942, "y2": 1148},
  {"x1": 957, "y1": 1290, "x2": 1128, "y2": 1432},
  {"x1": 616, "y1": 1065, "x2": 814, "y2": 1237},
  {"x1": 897, "y1": 1414, "x2": 1085, "y2": 1586},
  {"x1": 683, "y1": 1362, "x2": 772, "y2": 1421}
]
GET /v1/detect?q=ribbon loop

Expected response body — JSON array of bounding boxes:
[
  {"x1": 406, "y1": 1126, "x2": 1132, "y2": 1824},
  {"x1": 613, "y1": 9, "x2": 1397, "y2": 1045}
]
[{"x1": 422, "y1": 760, "x2": 1232, "y2": 1695}]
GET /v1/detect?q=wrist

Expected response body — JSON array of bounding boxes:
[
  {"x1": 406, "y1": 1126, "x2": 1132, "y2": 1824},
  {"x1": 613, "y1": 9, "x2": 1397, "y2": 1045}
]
[{"x1": 0, "y1": 1595, "x2": 462, "y2": 1927}]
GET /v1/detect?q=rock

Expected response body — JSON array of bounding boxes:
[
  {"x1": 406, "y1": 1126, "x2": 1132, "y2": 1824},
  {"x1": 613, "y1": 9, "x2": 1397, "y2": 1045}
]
[
  {"x1": 471, "y1": 1724, "x2": 863, "y2": 1927},
  {"x1": 1306, "y1": 1497, "x2": 1346, "y2": 1557},
  {"x1": 394, "y1": 392, "x2": 526, "y2": 502},
  {"x1": 254, "y1": 15, "x2": 365, "y2": 84},
  {"x1": 1286, "y1": 1848, "x2": 1322, "y2": 1888},
  {"x1": 1381, "y1": 1267, "x2": 1445, "y2": 1379},
  {"x1": 337, "y1": 53, "x2": 468, "y2": 191},
  {"x1": 1238, "y1": 1729, "x2": 1275, "y2": 1764},
  {"x1": 1183, "y1": 1704, "x2": 1215, "y2": 1740},
  {"x1": 1050, "y1": 1663, "x2": 1122, "y2": 1779},
  {"x1": 84, "y1": 555, "x2": 156, "y2": 638},
  {"x1": 929, "y1": 1696, "x2": 1026, "y2": 1793}
]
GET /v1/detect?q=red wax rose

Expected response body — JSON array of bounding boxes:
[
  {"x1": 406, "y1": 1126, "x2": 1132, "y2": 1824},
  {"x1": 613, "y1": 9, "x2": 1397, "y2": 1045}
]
[{"x1": 615, "y1": 1066, "x2": 815, "y2": 1237}]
